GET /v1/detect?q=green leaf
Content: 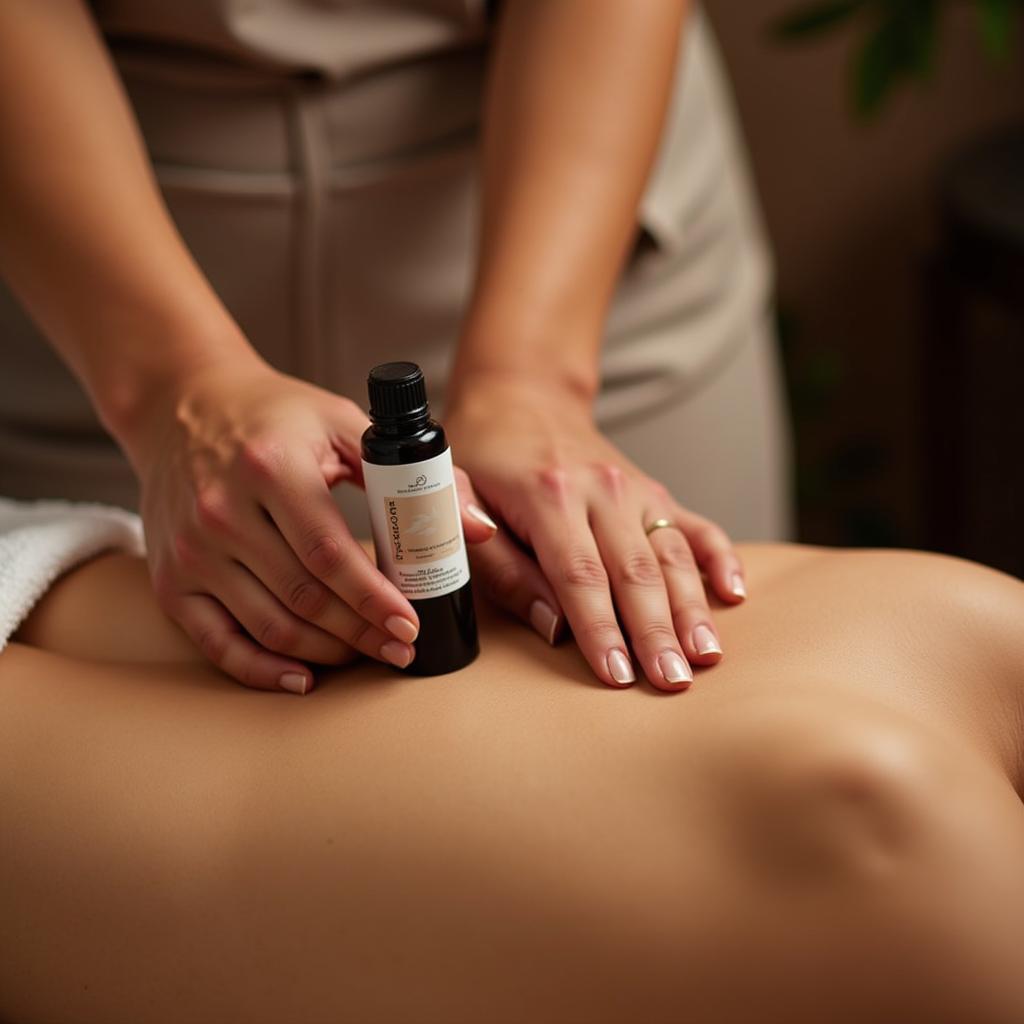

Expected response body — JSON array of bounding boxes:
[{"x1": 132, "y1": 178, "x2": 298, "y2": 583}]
[
  {"x1": 977, "y1": 0, "x2": 1017, "y2": 62},
  {"x1": 853, "y1": 18, "x2": 906, "y2": 116},
  {"x1": 851, "y1": 1, "x2": 941, "y2": 116},
  {"x1": 901, "y1": 0, "x2": 941, "y2": 80},
  {"x1": 771, "y1": 0, "x2": 865, "y2": 39}
]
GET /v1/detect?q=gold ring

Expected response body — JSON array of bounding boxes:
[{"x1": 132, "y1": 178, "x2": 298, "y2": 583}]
[{"x1": 644, "y1": 517, "x2": 681, "y2": 537}]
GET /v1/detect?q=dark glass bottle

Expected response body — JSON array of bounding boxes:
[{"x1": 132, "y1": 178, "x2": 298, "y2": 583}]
[{"x1": 360, "y1": 361, "x2": 479, "y2": 676}]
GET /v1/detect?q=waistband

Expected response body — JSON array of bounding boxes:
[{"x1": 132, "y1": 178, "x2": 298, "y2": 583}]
[{"x1": 112, "y1": 41, "x2": 487, "y2": 179}]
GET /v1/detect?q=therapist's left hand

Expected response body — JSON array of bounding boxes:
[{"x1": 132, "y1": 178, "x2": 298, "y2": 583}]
[{"x1": 444, "y1": 373, "x2": 747, "y2": 693}]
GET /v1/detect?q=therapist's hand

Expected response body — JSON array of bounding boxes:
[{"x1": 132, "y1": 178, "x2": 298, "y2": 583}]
[
  {"x1": 121, "y1": 356, "x2": 499, "y2": 695},
  {"x1": 443, "y1": 373, "x2": 747, "y2": 692}
]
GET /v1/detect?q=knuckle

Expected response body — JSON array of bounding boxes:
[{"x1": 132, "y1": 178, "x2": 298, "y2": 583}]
[
  {"x1": 655, "y1": 541, "x2": 698, "y2": 572},
  {"x1": 255, "y1": 616, "x2": 297, "y2": 653},
  {"x1": 194, "y1": 486, "x2": 232, "y2": 534},
  {"x1": 353, "y1": 588, "x2": 378, "y2": 617},
  {"x1": 592, "y1": 460, "x2": 627, "y2": 496},
  {"x1": 240, "y1": 438, "x2": 286, "y2": 479},
  {"x1": 238, "y1": 656, "x2": 269, "y2": 688},
  {"x1": 648, "y1": 479, "x2": 672, "y2": 504},
  {"x1": 633, "y1": 621, "x2": 681, "y2": 648},
  {"x1": 576, "y1": 616, "x2": 624, "y2": 644},
  {"x1": 172, "y1": 529, "x2": 201, "y2": 570},
  {"x1": 347, "y1": 616, "x2": 372, "y2": 647},
  {"x1": 485, "y1": 559, "x2": 525, "y2": 604},
  {"x1": 534, "y1": 464, "x2": 573, "y2": 505},
  {"x1": 673, "y1": 599, "x2": 711, "y2": 624},
  {"x1": 612, "y1": 550, "x2": 663, "y2": 587},
  {"x1": 195, "y1": 625, "x2": 228, "y2": 664},
  {"x1": 287, "y1": 577, "x2": 330, "y2": 619},
  {"x1": 304, "y1": 532, "x2": 345, "y2": 578},
  {"x1": 559, "y1": 550, "x2": 608, "y2": 589},
  {"x1": 696, "y1": 522, "x2": 730, "y2": 552}
]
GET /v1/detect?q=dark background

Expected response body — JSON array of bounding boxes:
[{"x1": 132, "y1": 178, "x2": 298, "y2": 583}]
[{"x1": 709, "y1": 1, "x2": 1024, "y2": 576}]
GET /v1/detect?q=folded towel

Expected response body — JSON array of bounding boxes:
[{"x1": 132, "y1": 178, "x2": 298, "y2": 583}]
[{"x1": 0, "y1": 497, "x2": 147, "y2": 654}]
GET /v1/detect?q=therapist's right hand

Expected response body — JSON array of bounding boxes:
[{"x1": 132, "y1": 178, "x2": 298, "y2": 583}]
[{"x1": 122, "y1": 356, "x2": 425, "y2": 695}]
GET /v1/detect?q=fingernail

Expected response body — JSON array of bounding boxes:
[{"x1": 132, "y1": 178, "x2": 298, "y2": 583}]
[
  {"x1": 279, "y1": 672, "x2": 309, "y2": 695},
  {"x1": 730, "y1": 572, "x2": 747, "y2": 599},
  {"x1": 529, "y1": 598, "x2": 559, "y2": 645},
  {"x1": 380, "y1": 639, "x2": 414, "y2": 668},
  {"x1": 692, "y1": 624, "x2": 722, "y2": 656},
  {"x1": 467, "y1": 503, "x2": 499, "y2": 531},
  {"x1": 385, "y1": 614, "x2": 419, "y2": 643},
  {"x1": 607, "y1": 648, "x2": 636, "y2": 685},
  {"x1": 658, "y1": 650, "x2": 693, "y2": 685}
]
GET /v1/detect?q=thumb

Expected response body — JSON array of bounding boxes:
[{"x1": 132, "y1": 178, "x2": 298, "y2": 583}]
[
  {"x1": 453, "y1": 465, "x2": 500, "y2": 545},
  {"x1": 317, "y1": 393, "x2": 372, "y2": 487}
]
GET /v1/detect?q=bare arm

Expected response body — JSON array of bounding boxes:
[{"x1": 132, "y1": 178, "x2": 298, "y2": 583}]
[
  {"x1": 0, "y1": 1, "x2": 438, "y2": 694},
  {"x1": 448, "y1": 0, "x2": 691, "y2": 407},
  {"x1": 0, "y1": 0, "x2": 256, "y2": 462},
  {"x1": 438, "y1": 0, "x2": 750, "y2": 695}
]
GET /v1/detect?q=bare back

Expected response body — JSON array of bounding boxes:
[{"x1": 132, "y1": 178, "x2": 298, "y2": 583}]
[{"x1": 2, "y1": 542, "x2": 1023, "y2": 1022}]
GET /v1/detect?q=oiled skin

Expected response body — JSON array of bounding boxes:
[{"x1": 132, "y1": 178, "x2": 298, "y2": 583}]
[{"x1": 1, "y1": 542, "x2": 1023, "y2": 1024}]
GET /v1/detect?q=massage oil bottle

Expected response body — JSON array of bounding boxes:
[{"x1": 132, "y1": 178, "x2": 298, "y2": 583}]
[{"x1": 360, "y1": 361, "x2": 479, "y2": 676}]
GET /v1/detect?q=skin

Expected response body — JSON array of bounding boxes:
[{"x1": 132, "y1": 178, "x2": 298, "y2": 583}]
[
  {"x1": 2, "y1": 541, "x2": 1023, "y2": 1023},
  {"x1": 0, "y1": 1, "x2": 495, "y2": 695},
  {"x1": 0, "y1": 0, "x2": 742, "y2": 700},
  {"x1": 447, "y1": 0, "x2": 747, "y2": 690}
]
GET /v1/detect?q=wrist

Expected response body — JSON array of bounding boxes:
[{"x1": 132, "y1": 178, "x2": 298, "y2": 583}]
[
  {"x1": 448, "y1": 340, "x2": 600, "y2": 419},
  {"x1": 99, "y1": 315, "x2": 264, "y2": 469},
  {"x1": 445, "y1": 365, "x2": 599, "y2": 434}
]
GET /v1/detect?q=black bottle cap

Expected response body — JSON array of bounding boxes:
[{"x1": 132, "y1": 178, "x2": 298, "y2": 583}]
[{"x1": 367, "y1": 361, "x2": 428, "y2": 420}]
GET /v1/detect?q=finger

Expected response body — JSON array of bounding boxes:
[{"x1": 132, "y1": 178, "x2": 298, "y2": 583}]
[
  {"x1": 243, "y1": 443, "x2": 422, "y2": 646},
  {"x1": 590, "y1": 496, "x2": 694, "y2": 692},
  {"x1": 209, "y1": 554, "x2": 415, "y2": 670},
  {"x1": 645, "y1": 523, "x2": 724, "y2": 668},
  {"x1": 197, "y1": 491, "x2": 415, "y2": 668},
  {"x1": 673, "y1": 506, "x2": 747, "y2": 604},
  {"x1": 466, "y1": 521, "x2": 565, "y2": 646},
  {"x1": 167, "y1": 589, "x2": 319, "y2": 695},
  {"x1": 452, "y1": 469, "x2": 564, "y2": 643},
  {"x1": 453, "y1": 464, "x2": 501, "y2": 545},
  {"x1": 523, "y1": 469, "x2": 637, "y2": 689}
]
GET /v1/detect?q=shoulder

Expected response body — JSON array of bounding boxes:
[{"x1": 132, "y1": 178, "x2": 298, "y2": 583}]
[
  {"x1": 741, "y1": 542, "x2": 1024, "y2": 693},
  {"x1": 738, "y1": 542, "x2": 1024, "y2": 793},
  {"x1": 741, "y1": 542, "x2": 1024, "y2": 645}
]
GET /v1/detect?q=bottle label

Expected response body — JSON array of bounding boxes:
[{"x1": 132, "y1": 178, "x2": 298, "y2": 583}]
[{"x1": 360, "y1": 446, "x2": 471, "y2": 600}]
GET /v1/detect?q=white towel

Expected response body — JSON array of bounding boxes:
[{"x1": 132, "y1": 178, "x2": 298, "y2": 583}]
[{"x1": 0, "y1": 497, "x2": 147, "y2": 654}]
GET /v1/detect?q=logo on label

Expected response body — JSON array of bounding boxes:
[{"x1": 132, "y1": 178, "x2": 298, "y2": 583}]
[{"x1": 396, "y1": 470, "x2": 439, "y2": 495}]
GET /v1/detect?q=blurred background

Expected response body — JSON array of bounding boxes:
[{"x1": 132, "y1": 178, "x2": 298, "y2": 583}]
[{"x1": 708, "y1": 0, "x2": 1024, "y2": 577}]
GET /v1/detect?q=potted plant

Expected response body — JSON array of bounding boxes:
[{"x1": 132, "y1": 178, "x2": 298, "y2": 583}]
[
  {"x1": 772, "y1": 0, "x2": 1022, "y2": 116},
  {"x1": 773, "y1": 0, "x2": 1024, "y2": 572}
]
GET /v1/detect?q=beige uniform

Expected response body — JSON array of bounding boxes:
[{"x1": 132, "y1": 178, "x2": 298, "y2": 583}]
[{"x1": 0, "y1": 0, "x2": 793, "y2": 541}]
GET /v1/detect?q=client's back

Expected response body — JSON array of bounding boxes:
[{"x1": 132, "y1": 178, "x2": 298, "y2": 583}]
[{"x1": 1, "y1": 543, "x2": 1023, "y2": 1023}]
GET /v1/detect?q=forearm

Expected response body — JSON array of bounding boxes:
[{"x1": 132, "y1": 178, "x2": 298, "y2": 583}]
[
  {"x1": 0, "y1": 1, "x2": 257, "y2": 455},
  {"x1": 449, "y1": 0, "x2": 690, "y2": 407}
]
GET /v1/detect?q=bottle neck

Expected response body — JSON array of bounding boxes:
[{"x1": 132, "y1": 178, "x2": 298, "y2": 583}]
[{"x1": 369, "y1": 408, "x2": 432, "y2": 436}]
